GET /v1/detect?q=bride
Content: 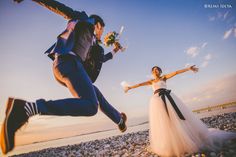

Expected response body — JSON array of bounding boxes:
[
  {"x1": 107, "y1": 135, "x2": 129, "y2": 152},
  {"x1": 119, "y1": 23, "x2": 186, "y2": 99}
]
[{"x1": 124, "y1": 65, "x2": 236, "y2": 156}]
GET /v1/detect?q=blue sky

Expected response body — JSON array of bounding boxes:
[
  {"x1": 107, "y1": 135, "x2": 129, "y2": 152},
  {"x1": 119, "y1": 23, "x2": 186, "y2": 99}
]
[{"x1": 0, "y1": 0, "x2": 236, "y2": 126}]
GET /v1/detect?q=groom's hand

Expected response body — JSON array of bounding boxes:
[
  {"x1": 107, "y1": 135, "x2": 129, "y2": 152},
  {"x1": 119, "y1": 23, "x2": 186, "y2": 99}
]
[{"x1": 113, "y1": 42, "x2": 122, "y2": 53}]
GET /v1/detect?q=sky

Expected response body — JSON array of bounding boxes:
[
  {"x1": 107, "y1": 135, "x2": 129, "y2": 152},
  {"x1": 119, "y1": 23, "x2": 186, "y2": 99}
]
[{"x1": 0, "y1": 0, "x2": 236, "y2": 139}]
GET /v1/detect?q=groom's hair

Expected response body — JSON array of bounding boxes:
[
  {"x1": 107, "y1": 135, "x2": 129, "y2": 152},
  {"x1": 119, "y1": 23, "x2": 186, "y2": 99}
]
[
  {"x1": 152, "y1": 66, "x2": 162, "y2": 74},
  {"x1": 89, "y1": 14, "x2": 105, "y2": 27}
]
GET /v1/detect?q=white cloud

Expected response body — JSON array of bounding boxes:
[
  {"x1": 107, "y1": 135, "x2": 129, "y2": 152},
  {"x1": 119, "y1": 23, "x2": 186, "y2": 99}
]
[
  {"x1": 209, "y1": 11, "x2": 234, "y2": 24},
  {"x1": 185, "y1": 43, "x2": 210, "y2": 69},
  {"x1": 186, "y1": 42, "x2": 208, "y2": 58},
  {"x1": 201, "y1": 61, "x2": 209, "y2": 68},
  {"x1": 209, "y1": 11, "x2": 228, "y2": 22},
  {"x1": 208, "y1": 11, "x2": 235, "y2": 40},
  {"x1": 201, "y1": 42, "x2": 207, "y2": 48},
  {"x1": 223, "y1": 11, "x2": 229, "y2": 20},
  {"x1": 204, "y1": 53, "x2": 212, "y2": 60},
  {"x1": 223, "y1": 28, "x2": 233, "y2": 39},
  {"x1": 217, "y1": 11, "x2": 229, "y2": 21},
  {"x1": 201, "y1": 53, "x2": 213, "y2": 68},
  {"x1": 186, "y1": 47, "x2": 199, "y2": 58},
  {"x1": 209, "y1": 16, "x2": 216, "y2": 21}
]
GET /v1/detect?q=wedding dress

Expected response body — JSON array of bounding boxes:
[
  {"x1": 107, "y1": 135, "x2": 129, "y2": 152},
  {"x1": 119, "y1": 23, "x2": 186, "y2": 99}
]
[{"x1": 149, "y1": 80, "x2": 236, "y2": 156}]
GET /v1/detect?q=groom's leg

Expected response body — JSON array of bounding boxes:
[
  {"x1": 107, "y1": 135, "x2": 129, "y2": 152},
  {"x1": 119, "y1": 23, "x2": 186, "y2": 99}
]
[
  {"x1": 93, "y1": 85, "x2": 121, "y2": 124},
  {"x1": 1, "y1": 56, "x2": 99, "y2": 154},
  {"x1": 36, "y1": 56, "x2": 99, "y2": 116}
]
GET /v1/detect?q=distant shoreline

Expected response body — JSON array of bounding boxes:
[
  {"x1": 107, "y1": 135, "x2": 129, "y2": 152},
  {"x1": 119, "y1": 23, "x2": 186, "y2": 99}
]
[{"x1": 18, "y1": 121, "x2": 149, "y2": 147}]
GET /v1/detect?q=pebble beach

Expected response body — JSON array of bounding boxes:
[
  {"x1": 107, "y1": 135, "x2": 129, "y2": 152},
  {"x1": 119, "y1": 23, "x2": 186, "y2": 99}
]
[{"x1": 11, "y1": 112, "x2": 236, "y2": 157}]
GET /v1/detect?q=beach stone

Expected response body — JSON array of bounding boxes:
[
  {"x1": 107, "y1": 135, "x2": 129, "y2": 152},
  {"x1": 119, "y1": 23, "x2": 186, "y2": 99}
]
[
  {"x1": 229, "y1": 149, "x2": 235, "y2": 153},
  {"x1": 210, "y1": 152, "x2": 216, "y2": 157},
  {"x1": 121, "y1": 152, "x2": 129, "y2": 157},
  {"x1": 10, "y1": 112, "x2": 236, "y2": 157},
  {"x1": 104, "y1": 144, "x2": 110, "y2": 149}
]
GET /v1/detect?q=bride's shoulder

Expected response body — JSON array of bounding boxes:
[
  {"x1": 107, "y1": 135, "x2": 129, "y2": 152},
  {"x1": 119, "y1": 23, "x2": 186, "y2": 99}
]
[{"x1": 149, "y1": 79, "x2": 155, "y2": 83}]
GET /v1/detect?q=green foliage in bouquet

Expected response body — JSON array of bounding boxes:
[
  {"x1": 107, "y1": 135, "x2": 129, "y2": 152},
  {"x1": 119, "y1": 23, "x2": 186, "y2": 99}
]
[{"x1": 104, "y1": 31, "x2": 119, "y2": 47}]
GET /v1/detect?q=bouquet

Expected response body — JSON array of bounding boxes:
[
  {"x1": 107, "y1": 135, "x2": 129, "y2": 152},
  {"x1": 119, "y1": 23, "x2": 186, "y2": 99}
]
[
  {"x1": 104, "y1": 31, "x2": 119, "y2": 47},
  {"x1": 103, "y1": 26, "x2": 126, "y2": 52}
]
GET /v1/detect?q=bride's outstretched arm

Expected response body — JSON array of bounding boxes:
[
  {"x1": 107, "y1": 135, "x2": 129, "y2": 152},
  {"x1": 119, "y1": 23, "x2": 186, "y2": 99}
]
[
  {"x1": 163, "y1": 65, "x2": 198, "y2": 80},
  {"x1": 125, "y1": 80, "x2": 152, "y2": 93}
]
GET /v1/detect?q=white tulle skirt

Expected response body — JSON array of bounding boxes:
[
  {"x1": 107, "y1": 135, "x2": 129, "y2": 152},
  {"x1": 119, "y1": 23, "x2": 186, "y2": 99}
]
[{"x1": 149, "y1": 91, "x2": 236, "y2": 157}]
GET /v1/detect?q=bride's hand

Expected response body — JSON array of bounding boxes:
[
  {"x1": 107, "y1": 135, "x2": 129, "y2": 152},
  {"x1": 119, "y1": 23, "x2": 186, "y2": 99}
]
[
  {"x1": 121, "y1": 81, "x2": 131, "y2": 93},
  {"x1": 189, "y1": 65, "x2": 199, "y2": 73}
]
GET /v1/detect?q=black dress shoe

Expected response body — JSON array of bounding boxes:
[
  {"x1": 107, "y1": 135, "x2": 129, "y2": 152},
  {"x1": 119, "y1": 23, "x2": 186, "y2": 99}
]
[
  {"x1": 1, "y1": 97, "x2": 29, "y2": 154},
  {"x1": 118, "y1": 112, "x2": 127, "y2": 133}
]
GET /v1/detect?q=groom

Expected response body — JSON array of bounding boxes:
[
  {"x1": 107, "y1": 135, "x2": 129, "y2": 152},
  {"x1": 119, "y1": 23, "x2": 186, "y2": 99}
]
[{"x1": 1, "y1": 0, "x2": 127, "y2": 154}]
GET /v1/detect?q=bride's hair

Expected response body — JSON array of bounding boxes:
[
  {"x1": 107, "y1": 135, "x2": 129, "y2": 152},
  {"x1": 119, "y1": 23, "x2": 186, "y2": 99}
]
[{"x1": 151, "y1": 66, "x2": 162, "y2": 74}]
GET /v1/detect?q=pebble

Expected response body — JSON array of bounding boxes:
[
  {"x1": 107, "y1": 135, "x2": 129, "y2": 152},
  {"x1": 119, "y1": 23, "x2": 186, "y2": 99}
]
[
  {"x1": 210, "y1": 152, "x2": 216, "y2": 157},
  {"x1": 11, "y1": 112, "x2": 236, "y2": 157}
]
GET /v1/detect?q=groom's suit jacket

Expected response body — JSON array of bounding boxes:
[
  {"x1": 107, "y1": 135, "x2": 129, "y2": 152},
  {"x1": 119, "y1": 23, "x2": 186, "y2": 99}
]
[{"x1": 33, "y1": 0, "x2": 113, "y2": 82}]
